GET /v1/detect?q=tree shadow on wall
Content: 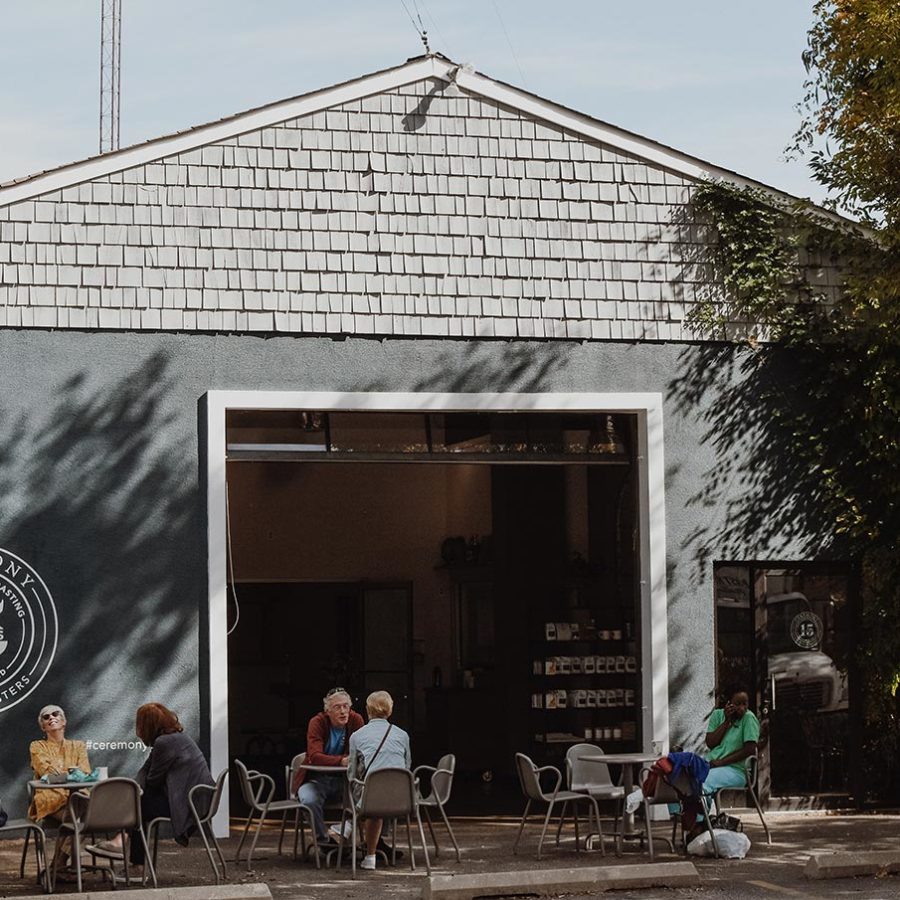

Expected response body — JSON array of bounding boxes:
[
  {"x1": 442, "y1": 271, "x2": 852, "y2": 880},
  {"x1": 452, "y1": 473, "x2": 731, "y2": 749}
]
[
  {"x1": 0, "y1": 351, "x2": 199, "y2": 813},
  {"x1": 660, "y1": 201, "x2": 849, "y2": 749},
  {"x1": 664, "y1": 193, "x2": 845, "y2": 574},
  {"x1": 669, "y1": 342, "x2": 841, "y2": 567},
  {"x1": 351, "y1": 338, "x2": 570, "y2": 394}
]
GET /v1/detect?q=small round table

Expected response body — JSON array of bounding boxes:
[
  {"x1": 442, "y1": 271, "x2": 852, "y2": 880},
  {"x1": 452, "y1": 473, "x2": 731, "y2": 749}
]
[{"x1": 576, "y1": 752, "x2": 659, "y2": 855}]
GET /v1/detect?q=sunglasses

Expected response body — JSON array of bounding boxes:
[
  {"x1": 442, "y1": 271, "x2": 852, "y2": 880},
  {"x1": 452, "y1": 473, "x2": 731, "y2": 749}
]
[{"x1": 41, "y1": 710, "x2": 63, "y2": 721}]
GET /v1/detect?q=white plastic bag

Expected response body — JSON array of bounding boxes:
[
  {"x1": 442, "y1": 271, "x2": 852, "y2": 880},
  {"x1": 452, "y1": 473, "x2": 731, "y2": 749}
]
[{"x1": 687, "y1": 828, "x2": 751, "y2": 858}]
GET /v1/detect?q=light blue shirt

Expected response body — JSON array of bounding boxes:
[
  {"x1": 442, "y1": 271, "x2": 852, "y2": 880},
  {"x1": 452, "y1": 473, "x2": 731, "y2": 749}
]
[{"x1": 347, "y1": 718, "x2": 411, "y2": 782}]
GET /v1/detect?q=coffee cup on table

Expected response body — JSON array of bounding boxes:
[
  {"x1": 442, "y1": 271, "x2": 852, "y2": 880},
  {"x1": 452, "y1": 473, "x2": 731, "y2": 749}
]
[{"x1": 97, "y1": 767, "x2": 109, "y2": 780}]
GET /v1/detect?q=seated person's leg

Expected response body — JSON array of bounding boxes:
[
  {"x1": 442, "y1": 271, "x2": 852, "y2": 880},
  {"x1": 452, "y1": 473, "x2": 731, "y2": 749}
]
[
  {"x1": 323, "y1": 774, "x2": 345, "y2": 809},
  {"x1": 362, "y1": 817, "x2": 384, "y2": 868},
  {"x1": 131, "y1": 786, "x2": 170, "y2": 867},
  {"x1": 40, "y1": 814, "x2": 71, "y2": 863},
  {"x1": 702, "y1": 765, "x2": 747, "y2": 815},
  {"x1": 322, "y1": 775, "x2": 347, "y2": 839},
  {"x1": 298, "y1": 778, "x2": 329, "y2": 842}
]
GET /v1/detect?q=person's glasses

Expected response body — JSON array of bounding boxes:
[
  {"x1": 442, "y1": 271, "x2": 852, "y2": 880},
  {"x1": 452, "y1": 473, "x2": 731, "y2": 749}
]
[{"x1": 41, "y1": 710, "x2": 62, "y2": 721}]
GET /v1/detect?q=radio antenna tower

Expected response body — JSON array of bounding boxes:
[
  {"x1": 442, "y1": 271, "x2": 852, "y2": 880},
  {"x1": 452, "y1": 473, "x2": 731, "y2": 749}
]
[{"x1": 99, "y1": 0, "x2": 122, "y2": 153}]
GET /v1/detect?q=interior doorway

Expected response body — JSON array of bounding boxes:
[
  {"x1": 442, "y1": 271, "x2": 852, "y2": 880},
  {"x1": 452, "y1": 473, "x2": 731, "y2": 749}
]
[
  {"x1": 715, "y1": 563, "x2": 855, "y2": 805},
  {"x1": 227, "y1": 581, "x2": 411, "y2": 810}
]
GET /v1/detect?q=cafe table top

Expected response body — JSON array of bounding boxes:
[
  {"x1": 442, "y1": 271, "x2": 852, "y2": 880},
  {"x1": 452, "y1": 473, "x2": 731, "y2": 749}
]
[
  {"x1": 28, "y1": 779, "x2": 102, "y2": 790},
  {"x1": 297, "y1": 764, "x2": 349, "y2": 774},
  {"x1": 575, "y1": 752, "x2": 659, "y2": 765}
]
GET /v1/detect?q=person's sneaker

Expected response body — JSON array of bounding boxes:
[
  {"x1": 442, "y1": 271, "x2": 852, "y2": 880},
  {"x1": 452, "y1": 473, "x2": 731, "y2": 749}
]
[
  {"x1": 360, "y1": 854, "x2": 376, "y2": 870},
  {"x1": 328, "y1": 821, "x2": 353, "y2": 841}
]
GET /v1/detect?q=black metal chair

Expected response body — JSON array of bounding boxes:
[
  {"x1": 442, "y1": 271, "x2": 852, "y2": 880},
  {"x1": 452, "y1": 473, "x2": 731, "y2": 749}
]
[
  {"x1": 233, "y1": 758, "x2": 315, "y2": 870},
  {"x1": 188, "y1": 769, "x2": 230, "y2": 883},
  {"x1": 711, "y1": 755, "x2": 771, "y2": 844},
  {"x1": 337, "y1": 766, "x2": 430, "y2": 877},
  {"x1": 51, "y1": 777, "x2": 156, "y2": 892},
  {"x1": 284, "y1": 752, "x2": 323, "y2": 868},
  {"x1": 0, "y1": 817, "x2": 50, "y2": 893},
  {"x1": 145, "y1": 768, "x2": 230, "y2": 884},
  {"x1": 641, "y1": 767, "x2": 718, "y2": 860},
  {"x1": 413, "y1": 753, "x2": 460, "y2": 862},
  {"x1": 512, "y1": 752, "x2": 603, "y2": 859}
]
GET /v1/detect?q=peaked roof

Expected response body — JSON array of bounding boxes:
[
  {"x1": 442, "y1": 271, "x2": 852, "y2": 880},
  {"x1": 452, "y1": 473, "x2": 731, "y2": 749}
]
[{"x1": 0, "y1": 53, "x2": 819, "y2": 212}]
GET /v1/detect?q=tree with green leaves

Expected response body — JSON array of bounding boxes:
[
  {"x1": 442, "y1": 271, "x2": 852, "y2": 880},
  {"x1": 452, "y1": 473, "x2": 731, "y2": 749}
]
[
  {"x1": 792, "y1": 0, "x2": 900, "y2": 232},
  {"x1": 686, "y1": 1, "x2": 900, "y2": 802}
]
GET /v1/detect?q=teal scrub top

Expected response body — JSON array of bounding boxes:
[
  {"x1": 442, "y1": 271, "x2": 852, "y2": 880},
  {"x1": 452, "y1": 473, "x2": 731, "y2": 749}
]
[{"x1": 707, "y1": 707, "x2": 760, "y2": 773}]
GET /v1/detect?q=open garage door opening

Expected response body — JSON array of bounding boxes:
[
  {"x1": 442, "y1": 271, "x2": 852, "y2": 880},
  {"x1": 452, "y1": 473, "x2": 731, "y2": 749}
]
[{"x1": 224, "y1": 409, "x2": 644, "y2": 813}]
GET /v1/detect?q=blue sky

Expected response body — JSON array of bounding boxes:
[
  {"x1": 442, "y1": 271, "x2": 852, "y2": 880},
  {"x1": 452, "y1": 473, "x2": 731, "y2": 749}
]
[{"x1": 1, "y1": 1, "x2": 824, "y2": 201}]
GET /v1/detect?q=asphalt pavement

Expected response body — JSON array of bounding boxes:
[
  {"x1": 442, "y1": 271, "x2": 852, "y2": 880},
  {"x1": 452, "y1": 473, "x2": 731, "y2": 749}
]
[{"x1": 1, "y1": 810, "x2": 898, "y2": 899}]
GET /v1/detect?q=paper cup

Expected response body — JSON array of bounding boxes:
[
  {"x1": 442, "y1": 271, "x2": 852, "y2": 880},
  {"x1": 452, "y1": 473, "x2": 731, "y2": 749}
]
[{"x1": 97, "y1": 766, "x2": 109, "y2": 780}]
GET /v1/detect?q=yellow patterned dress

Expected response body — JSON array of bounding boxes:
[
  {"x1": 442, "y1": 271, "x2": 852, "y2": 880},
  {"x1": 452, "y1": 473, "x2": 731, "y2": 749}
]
[{"x1": 27, "y1": 739, "x2": 91, "y2": 821}]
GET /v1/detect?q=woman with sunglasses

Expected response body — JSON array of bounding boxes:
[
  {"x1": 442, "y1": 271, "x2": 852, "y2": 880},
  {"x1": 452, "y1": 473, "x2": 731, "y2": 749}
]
[{"x1": 27, "y1": 704, "x2": 91, "y2": 824}]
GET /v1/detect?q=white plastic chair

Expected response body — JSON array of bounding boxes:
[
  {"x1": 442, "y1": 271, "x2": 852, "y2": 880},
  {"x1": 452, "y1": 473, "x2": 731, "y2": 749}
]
[{"x1": 565, "y1": 743, "x2": 624, "y2": 836}]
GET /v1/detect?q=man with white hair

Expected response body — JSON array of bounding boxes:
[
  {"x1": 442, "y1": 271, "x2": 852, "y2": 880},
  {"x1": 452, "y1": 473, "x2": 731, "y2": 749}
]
[{"x1": 292, "y1": 687, "x2": 364, "y2": 844}]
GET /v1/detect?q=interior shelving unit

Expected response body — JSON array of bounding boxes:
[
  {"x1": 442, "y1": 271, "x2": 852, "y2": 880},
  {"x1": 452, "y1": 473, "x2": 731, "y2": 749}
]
[{"x1": 530, "y1": 578, "x2": 640, "y2": 757}]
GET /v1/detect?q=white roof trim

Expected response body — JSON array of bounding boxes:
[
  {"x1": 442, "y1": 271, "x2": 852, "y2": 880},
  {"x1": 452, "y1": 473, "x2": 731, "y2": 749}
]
[
  {"x1": 0, "y1": 54, "x2": 840, "y2": 221},
  {"x1": 0, "y1": 56, "x2": 442, "y2": 207},
  {"x1": 456, "y1": 68, "x2": 778, "y2": 195}
]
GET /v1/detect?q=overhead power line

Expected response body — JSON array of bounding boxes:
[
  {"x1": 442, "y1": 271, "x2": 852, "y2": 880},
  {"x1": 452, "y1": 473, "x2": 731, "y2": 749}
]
[
  {"x1": 399, "y1": 0, "x2": 431, "y2": 53},
  {"x1": 490, "y1": 0, "x2": 527, "y2": 87}
]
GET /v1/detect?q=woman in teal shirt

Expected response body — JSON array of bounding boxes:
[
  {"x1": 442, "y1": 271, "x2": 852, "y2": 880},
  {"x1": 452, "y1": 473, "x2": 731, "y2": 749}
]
[
  {"x1": 705, "y1": 688, "x2": 760, "y2": 780},
  {"x1": 699, "y1": 687, "x2": 760, "y2": 835},
  {"x1": 673, "y1": 688, "x2": 759, "y2": 842}
]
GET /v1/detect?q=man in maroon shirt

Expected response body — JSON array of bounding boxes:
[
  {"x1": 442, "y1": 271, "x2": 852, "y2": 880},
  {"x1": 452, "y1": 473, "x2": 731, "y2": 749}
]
[{"x1": 292, "y1": 687, "x2": 364, "y2": 843}]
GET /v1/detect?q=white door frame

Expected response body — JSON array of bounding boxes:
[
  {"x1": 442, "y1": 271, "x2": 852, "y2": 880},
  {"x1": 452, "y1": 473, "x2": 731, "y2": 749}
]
[{"x1": 205, "y1": 390, "x2": 670, "y2": 834}]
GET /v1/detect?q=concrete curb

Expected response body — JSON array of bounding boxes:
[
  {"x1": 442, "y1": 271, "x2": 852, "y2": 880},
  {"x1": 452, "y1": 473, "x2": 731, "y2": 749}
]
[
  {"x1": 9, "y1": 884, "x2": 272, "y2": 900},
  {"x1": 424, "y1": 861, "x2": 700, "y2": 899},
  {"x1": 805, "y1": 850, "x2": 900, "y2": 880}
]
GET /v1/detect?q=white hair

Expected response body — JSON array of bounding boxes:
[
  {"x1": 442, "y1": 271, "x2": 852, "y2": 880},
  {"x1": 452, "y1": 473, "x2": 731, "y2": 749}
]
[
  {"x1": 37, "y1": 704, "x2": 66, "y2": 728},
  {"x1": 323, "y1": 689, "x2": 351, "y2": 710}
]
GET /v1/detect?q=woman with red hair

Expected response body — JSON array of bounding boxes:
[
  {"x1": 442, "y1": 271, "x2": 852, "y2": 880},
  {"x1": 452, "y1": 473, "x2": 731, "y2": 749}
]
[{"x1": 100, "y1": 703, "x2": 212, "y2": 873}]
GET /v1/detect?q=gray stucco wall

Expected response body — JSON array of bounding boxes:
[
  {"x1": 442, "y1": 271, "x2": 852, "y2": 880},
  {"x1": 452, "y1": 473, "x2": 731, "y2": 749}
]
[{"x1": 0, "y1": 329, "x2": 832, "y2": 813}]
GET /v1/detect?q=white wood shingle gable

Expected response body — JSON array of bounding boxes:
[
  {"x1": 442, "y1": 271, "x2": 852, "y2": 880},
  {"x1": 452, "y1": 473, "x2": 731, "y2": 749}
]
[{"x1": 0, "y1": 54, "x2": 840, "y2": 338}]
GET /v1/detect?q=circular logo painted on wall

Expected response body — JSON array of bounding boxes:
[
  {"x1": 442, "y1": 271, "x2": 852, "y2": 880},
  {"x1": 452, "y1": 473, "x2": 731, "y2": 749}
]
[
  {"x1": 789, "y1": 610, "x2": 823, "y2": 650},
  {"x1": 0, "y1": 549, "x2": 58, "y2": 714}
]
